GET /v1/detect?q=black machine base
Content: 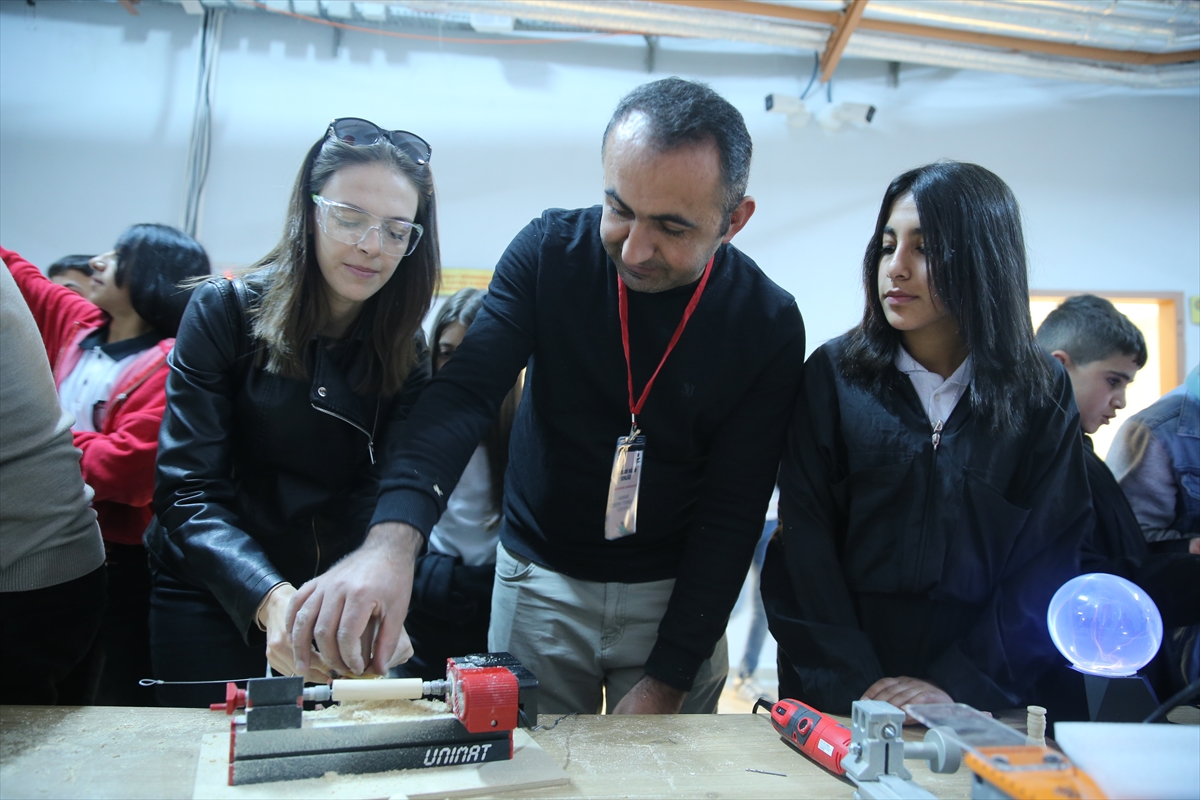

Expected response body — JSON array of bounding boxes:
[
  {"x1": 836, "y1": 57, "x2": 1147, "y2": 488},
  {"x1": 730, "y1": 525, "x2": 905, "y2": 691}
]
[
  {"x1": 1081, "y1": 671, "x2": 1159, "y2": 722},
  {"x1": 231, "y1": 716, "x2": 512, "y2": 785}
]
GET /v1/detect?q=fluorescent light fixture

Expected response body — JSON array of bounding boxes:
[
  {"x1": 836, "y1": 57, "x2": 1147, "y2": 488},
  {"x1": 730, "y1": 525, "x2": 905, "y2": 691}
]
[{"x1": 470, "y1": 13, "x2": 515, "y2": 33}]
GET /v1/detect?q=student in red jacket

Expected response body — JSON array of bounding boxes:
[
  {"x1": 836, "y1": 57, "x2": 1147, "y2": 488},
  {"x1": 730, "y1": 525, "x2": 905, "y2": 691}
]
[{"x1": 3, "y1": 224, "x2": 209, "y2": 705}]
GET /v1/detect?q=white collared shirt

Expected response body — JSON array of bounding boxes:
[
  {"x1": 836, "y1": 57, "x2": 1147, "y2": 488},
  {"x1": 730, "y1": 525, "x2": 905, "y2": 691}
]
[
  {"x1": 427, "y1": 444, "x2": 501, "y2": 566},
  {"x1": 894, "y1": 347, "x2": 973, "y2": 428},
  {"x1": 58, "y1": 346, "x2": 140, "y2": 433}
]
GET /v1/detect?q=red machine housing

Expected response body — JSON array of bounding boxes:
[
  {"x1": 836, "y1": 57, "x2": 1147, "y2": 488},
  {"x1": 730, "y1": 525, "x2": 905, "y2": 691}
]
[{"x1": 446, "y1": 657, "x2": 520, "y2": 734}]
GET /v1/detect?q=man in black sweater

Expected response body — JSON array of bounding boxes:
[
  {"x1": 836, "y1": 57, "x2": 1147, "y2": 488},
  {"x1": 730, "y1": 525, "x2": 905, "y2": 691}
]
[{"x1": 286, "y1": 78, "x2": 806, "y2": 714}]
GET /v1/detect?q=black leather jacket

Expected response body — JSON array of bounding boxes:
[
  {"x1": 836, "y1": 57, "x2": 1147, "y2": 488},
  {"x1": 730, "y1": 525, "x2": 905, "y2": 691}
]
[{"x1": 147, "y1": 278, "x2": 430, "y2": 639}]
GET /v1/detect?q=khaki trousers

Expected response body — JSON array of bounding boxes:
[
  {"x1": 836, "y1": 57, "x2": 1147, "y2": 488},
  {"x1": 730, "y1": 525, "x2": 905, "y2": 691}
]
[{"x1": 489, "y1": 544, "x2": 728, "y2": 715}]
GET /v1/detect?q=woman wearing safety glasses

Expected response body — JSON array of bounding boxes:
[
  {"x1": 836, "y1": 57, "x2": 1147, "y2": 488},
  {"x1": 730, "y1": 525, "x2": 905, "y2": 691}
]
[{"x1": 146, "y1": 119, "x2": 438, "y2": 707}]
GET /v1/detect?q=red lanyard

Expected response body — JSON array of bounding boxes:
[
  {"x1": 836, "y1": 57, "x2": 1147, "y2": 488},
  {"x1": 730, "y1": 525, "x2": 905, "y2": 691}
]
[{"x1": 618, "y1": 255, "x2": 714, "y2": 422}]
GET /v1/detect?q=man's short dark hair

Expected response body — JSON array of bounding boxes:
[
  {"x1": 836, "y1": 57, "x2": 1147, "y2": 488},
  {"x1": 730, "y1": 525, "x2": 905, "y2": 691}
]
[
  {"x1": 603, "y1": 77, "x2": 751, "y2": 215},
  {"x1": 47, "y1": 255, "x2": 94, "y2": 279},
  {"x1": 1036, "y1": 294, "x2": 1148, "y2": 368}
]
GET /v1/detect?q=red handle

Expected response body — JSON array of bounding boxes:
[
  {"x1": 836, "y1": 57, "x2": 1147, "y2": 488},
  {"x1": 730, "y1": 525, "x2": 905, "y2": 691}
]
[{"x1": 209, "y1": 682, "x2": 246, "y2": 714}]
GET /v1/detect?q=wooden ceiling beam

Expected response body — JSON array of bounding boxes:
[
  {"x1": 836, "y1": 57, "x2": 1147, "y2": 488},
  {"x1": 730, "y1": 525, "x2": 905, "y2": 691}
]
[
  {"x1": 649, "y1": 0, "x2": 840, "y2": 27},
  {"x1": 645, "y1": 0, "x2": 1200, "y2": 67},
  {"x1": 819, "y1": 0, "x2": 868, "y2": 83},
  {"x1": 855, "y1": 17, "x2": 1200, "y2": 66}
]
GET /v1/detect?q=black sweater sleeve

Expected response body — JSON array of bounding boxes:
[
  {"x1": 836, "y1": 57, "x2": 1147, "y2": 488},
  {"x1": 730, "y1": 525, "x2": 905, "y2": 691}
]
[
  {"x1": 348, "y1": 336, "x2": 431, "y2": 535},
  {"x1": 371, "y1": 218, "x2": 538, "y2": 534}
]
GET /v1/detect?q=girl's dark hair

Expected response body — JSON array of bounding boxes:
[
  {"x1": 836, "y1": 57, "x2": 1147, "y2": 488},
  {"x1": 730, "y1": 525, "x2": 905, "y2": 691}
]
[
  {"x1": 249, "y1": 134, "x2": 440, "y2": 396},
  {"x1": 113, "y1": 223, "x2": 210, "y2": 337},
  {"x1": 432, "y1": 288, "x2": 522, "y2": 523},
  {"x1": 842, "y1": 161, "x2": 1052, "y2": 433}
]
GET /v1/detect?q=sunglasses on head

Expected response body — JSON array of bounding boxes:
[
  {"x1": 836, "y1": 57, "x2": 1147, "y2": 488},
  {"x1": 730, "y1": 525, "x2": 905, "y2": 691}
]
[{"x1": 326, "y1": 118, "x2": 432, "y2": 166}]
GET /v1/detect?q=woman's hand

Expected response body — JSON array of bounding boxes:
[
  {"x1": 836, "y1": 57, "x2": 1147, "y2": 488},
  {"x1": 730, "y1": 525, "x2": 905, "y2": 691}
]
[
  {"x1": 258, "y1": 583, "x2": 333, "y2": 683},
  {"x1": 861, "y1": 676, "x2": 952, "y2": 725}
]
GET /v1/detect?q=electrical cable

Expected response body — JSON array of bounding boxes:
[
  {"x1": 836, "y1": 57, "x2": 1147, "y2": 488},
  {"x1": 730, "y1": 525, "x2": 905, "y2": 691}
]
[
  {"x1": 182, "y1": 6, "x2": 223, "y2": 239},
  {"x1": 799, "y1": 50, "x2": 819, "y2": 100},
  {"x1": 140, "y1": 677, "x2": 252, "y2": 686},
  {"x1": 1142, "y1": 676, "x2": 1200, "y2": 723}
]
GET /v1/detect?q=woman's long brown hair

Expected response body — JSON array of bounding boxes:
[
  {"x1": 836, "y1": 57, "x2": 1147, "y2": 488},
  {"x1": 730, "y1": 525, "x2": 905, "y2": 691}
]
[{"x1": 249, "y1": 135, "x2": 440, "y2": 396}]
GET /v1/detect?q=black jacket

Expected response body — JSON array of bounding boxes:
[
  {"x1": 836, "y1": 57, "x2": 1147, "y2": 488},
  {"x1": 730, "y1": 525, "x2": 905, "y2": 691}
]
[
  {"x1": 762, "y1": 336, "x2": 1092, "y2": 713},
  {"x1": 147, "y1": 278, "x2": 430, "y2": 639}
]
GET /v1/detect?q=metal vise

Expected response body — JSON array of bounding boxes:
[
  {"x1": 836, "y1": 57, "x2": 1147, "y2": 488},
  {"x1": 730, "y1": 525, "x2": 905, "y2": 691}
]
[{"x1": 841, "y1": 700, "x2": 961, "y2": 800}]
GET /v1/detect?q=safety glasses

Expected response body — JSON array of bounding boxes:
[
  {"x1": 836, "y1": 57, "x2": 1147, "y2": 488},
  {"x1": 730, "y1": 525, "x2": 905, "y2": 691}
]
[
  {"x1": 313, "y1": 194, "x2": 424, "y2": 257},
  {"x1": 327, "y1": 117, "x2": 432, "y2": 166}
]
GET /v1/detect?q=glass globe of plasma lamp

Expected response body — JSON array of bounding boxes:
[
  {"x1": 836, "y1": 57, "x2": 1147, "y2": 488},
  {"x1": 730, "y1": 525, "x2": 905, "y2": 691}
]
[
  {"x1": 1046, "y1": 573, "x2": 1163, "y2": 721},
  {"x1": 1047, "y1": 572, "x2": 1163, "y2": 676}
]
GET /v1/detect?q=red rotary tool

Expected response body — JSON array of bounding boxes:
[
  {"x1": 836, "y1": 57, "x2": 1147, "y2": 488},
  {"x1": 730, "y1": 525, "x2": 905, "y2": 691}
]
[{"x1": 753, "y1": 696, "x2": 852, "y2": 775}]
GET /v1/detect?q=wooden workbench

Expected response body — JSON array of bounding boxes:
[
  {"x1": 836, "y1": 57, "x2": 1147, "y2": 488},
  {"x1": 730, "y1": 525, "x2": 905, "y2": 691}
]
[{"x1": 0, "y1": 705, "x2": 972, "y2": 799}]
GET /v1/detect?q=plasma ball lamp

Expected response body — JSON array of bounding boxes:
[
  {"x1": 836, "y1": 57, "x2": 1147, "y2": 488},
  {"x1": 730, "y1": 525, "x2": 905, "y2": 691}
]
[{"x1": 1047, "y1": 573, "x2": 1163, "y2": 677}]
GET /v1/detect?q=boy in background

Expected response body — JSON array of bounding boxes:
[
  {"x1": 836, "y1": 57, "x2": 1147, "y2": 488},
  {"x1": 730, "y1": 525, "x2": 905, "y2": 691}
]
[
  {"x1": 47, "y1": 255, "x2": 95, "y2": 301},
  {"x1": 1037, "y1": 295, "x2": 1199, "y2": 701}
]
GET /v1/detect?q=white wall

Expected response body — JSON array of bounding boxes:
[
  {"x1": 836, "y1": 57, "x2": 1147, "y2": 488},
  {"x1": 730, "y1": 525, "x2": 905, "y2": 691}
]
[{"x1": 2, "y1": 1, "x2": 1198, "y2": 371}]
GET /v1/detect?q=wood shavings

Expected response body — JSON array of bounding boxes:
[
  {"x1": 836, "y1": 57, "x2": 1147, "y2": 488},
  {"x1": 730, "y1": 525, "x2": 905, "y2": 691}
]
[{"x1": 306, "y1": 697, "x2": 450, "y2": 724}]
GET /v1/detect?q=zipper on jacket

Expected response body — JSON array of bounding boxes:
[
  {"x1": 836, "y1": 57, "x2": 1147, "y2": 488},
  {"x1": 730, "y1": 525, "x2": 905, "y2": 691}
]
[
  {"x1": 311, "y1": 517, "x2": 322, "y2": 579},
  {"x1": 914, "y1": 420, "x2": 943, "y2": 587},
  {"x1": 311, "y1": 404, "x2": 376, "y2": 464}
]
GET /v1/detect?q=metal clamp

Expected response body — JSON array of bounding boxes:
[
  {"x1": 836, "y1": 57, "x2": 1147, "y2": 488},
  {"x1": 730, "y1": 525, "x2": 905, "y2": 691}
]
[{"x1": 841, "y1": 700, "x2": 962, "y2": 800}]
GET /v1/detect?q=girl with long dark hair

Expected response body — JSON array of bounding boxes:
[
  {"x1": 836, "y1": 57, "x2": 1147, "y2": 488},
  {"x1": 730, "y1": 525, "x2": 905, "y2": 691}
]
[
  {"x1": 762, "y1": 161, "x2": 1092, "y2": 716},
  {"x1": 146, "y1": 119, "x2": 438, "y2": 706}
]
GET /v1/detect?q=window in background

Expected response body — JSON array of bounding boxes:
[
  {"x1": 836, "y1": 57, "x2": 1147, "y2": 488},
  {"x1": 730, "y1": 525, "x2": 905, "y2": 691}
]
[{"x1": 1030, "y1": 292, "x2": 1184, "y2": 460}]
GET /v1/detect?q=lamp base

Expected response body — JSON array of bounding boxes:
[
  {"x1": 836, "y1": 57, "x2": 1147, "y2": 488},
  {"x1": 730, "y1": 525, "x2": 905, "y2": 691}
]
[{"x1": 1075, "y1": 669, "x2": 1159, "y2": 722}]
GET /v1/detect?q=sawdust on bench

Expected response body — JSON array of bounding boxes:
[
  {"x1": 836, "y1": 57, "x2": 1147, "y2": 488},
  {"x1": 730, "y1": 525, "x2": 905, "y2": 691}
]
[{"x1": 307, "y1": 697, "x2": 451, "y2": 724}]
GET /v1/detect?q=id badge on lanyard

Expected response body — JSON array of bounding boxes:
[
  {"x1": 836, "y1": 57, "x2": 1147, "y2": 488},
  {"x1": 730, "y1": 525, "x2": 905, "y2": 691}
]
[
  {"x1": 604, "y1": 255, "x2": 713, "y2": 541},
  {"x1": 604, "y1": 427, "x2": 646, "y2": 540}
]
